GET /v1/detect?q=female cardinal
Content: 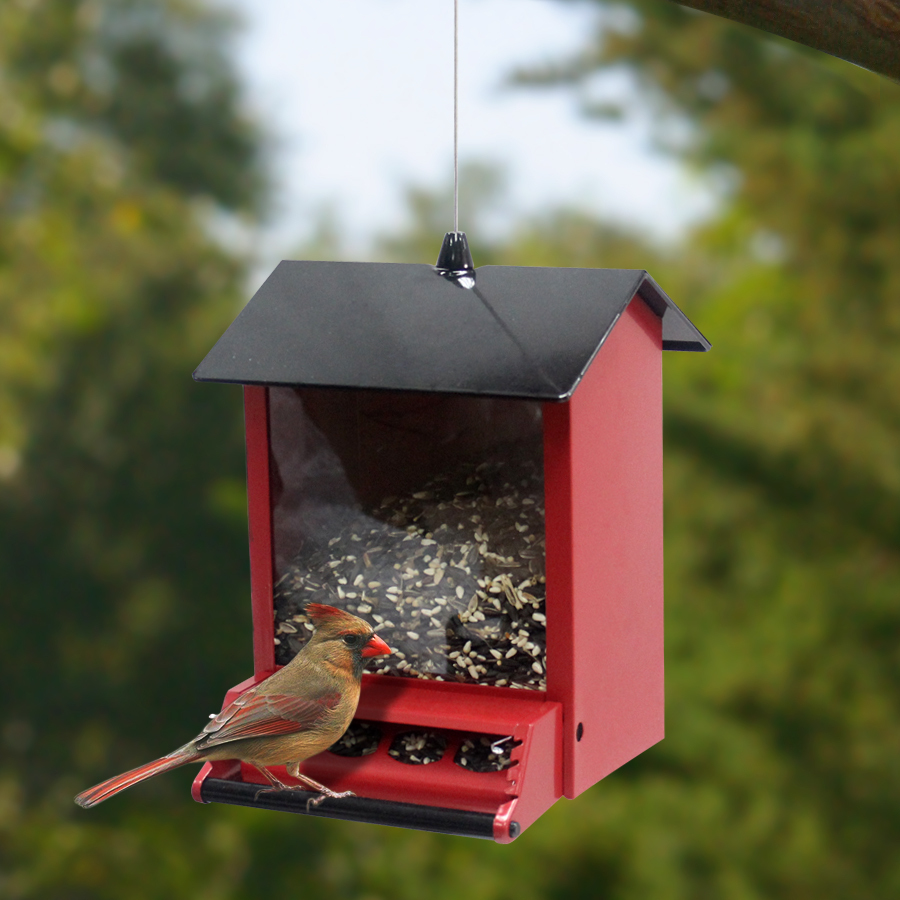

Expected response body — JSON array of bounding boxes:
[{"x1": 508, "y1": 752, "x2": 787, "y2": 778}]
[{"x1": 75, "y1": 604, "x2": 391, "y2": 809}]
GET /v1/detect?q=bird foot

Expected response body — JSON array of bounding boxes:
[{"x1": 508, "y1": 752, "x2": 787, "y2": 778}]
[
  {"x1": 253, "y1": 781, "x2": 355, "y2": 810},
  {"x1": 253, "y1": 784, "x2": 293, "y2": 801},
  {"x1": 306, "y1": 789, "x2": 355, "y2": 812}
]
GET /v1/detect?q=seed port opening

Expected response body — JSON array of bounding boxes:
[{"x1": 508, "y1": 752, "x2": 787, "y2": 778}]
[
  {"x1": 328, "y1": 720, "x2": 382, "y2": 757},
  {"x1": 388, "y1": 730, "x2": 448, "y2": 765},
  {"x1": 322, "y1": 717, "x2": 525, "y2": 775},
  {"x1": 454, "y1": 734, "x2": 522, "y2": 772}
]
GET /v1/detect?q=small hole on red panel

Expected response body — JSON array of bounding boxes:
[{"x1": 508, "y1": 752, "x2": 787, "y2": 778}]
[{"x1": 576, "y1": 722, "x2": 584, "y2": 742}]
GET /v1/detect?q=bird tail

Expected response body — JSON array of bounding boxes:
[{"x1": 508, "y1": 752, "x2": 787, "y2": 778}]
[{"x1": 75, "y1": 748, "x2": 200, "y2": 808}]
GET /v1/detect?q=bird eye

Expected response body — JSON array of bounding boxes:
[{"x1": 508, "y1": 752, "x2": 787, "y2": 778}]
[{"x1": 342, "y1": 634, "x2": 363, "y2": 649}]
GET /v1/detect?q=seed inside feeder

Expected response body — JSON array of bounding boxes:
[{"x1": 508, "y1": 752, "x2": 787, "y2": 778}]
[{"x1": 273, "y1": 449, "x2": 547, "y2": 690}]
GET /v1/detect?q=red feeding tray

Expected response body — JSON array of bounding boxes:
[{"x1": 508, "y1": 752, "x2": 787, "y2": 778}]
[{"x1": 191, "y1": 260, "x2": 708, "y2": 842}]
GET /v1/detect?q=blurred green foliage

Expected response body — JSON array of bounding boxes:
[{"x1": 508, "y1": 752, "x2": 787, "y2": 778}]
[
  {"x1": 0, "y1": 0, "x2": 262, "y2": 892},
  {"x1": 2, "y1": 0, "x2": 899, "y2": 897}
]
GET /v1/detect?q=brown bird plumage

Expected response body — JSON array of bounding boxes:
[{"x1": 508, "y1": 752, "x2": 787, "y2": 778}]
[{"x1": 75, "y1": 604, "x2": 391, "y2": 809}]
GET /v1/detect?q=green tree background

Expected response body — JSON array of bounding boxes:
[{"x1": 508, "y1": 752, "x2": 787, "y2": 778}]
[{"x1": 2, "y1": 0, "x2": 898, "y2": 896}]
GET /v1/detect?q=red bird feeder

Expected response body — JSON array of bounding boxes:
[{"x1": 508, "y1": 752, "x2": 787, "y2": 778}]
[{"x1": 191, "y1": 260, "x2": 708, "y2": 841}]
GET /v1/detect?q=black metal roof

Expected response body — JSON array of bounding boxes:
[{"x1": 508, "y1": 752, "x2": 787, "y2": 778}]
[{"x1": 193, "y1": 261, "x2": 710, "y2": 401}]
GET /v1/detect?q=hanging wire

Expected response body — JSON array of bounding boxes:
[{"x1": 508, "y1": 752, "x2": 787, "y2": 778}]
[
  {"x1": 435, "y1": 0, "x2": 475, "y2": 288},
  {"x1": 454, "y1": 0, "x2": 459, "y2": 233}
]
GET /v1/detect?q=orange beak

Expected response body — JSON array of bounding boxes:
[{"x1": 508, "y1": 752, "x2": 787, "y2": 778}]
[{"x1": 362, "y1": 633, "x2": 392, "y2": 658}]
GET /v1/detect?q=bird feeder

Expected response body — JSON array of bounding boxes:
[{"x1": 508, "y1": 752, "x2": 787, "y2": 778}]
[{"x1": 190, "y1": 259, "x2": 709, "y2": 842}]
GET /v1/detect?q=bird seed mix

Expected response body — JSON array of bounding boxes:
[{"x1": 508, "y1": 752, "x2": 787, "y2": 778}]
[
  {"x1": 274, "y1": 452, "x2": 546, "y2": 690},
  {"x1": 388, "y1": 731, "x2": 447, "y2": 766},
  {"x1": 326, "y1": 723, "x2": 517, "y2": 772},
  {"x1": 454, "y1": 735, "x2": 518, "y2": 772},
  {"x1": 328, "y1": 721, "x2": 382, "y2": 757}
]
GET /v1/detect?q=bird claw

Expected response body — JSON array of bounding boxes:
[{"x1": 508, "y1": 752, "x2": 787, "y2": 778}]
[
  {"x1": 306, "y1": 789, "x2": 355, "y2": 812},
  {"x1": 253, "y1": 785, "x2": 292, "y2": 801},
  {"x1": 254, "y1": 782, "x2": 355, "y2": 810}
]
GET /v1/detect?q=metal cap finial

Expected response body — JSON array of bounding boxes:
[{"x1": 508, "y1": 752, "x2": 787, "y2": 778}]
[{"x1": 435, "y1": 231, "x2": 475, "y2": 289}]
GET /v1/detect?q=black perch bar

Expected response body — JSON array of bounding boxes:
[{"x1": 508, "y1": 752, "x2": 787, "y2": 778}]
[{"x1": 200, "y1": 777, "x2": 513, "y2": 839}]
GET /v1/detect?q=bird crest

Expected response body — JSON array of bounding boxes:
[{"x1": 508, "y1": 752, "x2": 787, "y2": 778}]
[{"x1": 305, "y1": 603, "x2": 367, "y2": 632}]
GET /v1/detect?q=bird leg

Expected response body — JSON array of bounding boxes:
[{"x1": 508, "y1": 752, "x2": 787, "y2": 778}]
[
  {"x1": 250, "y1": 764, "x2": 296, "y2": 801},
  {"x1": 285, "y1": 762, "x2": 355, "y2": 811}
]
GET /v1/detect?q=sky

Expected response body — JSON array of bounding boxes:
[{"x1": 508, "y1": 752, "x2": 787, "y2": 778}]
[{"x1": 227, "y1": 0, "x2": 716, "y2": 263}]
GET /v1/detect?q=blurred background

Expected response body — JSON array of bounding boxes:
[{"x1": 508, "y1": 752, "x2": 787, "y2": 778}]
[{"x1": 1, "y1": 0, "x2": 898, "y2": 896}]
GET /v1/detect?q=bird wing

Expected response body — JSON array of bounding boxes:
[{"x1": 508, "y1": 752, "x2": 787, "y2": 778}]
[{"x1": 194, "y1": 688, "x2": 341, "y2": 751}]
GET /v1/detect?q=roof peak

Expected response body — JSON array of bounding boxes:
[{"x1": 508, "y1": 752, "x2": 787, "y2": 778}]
[{"x1": 194, "y1": 261, "x2": 709, "y2": 400}]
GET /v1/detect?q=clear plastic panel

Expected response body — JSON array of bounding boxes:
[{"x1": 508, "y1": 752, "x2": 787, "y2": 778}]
[{"x1": 271, "y1": 387, "x2": 546, "y2": 690}]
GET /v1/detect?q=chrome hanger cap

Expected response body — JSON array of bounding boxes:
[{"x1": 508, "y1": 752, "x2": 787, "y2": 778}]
[{"x1": 435, "y1": 231, "x2": 476, "y2": 289}]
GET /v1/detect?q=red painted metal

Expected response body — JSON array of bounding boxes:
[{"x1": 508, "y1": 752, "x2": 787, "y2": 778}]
[
  {"x1": 244, "y1": 386, "x2": 276, "y2": 678},
  {"x1": 355, "y1": 674, "x2": 546, "y2": 732},
  {"x1": 192, "y1": 760, "x2": 240, "y2": 803},
  {"x1": 491, "y1": 700, "x2": 562, "y2": 843},
  {"x1": 544, "y1": 296, "x2": 664, "y2": 798}
]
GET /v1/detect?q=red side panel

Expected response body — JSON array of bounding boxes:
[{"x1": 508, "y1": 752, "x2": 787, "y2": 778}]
[
  {"x1": 244, "y1": 385, "x2": 276, "y2": 678},
  {"x1": 492, "y1": 700, "x2": 562, "y2": 843},
  {"x1": 544, "y1": 296, "x2": 664, "y2": 799}
]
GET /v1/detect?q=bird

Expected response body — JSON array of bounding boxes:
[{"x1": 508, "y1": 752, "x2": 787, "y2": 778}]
[{"x1": 75, "y1": 603, "x2": 391, "y2": 810}]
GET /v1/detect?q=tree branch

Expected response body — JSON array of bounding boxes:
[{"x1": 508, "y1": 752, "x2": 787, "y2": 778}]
[{"x1": 673, "y1": 0, "x2": 900, "y2": 80}]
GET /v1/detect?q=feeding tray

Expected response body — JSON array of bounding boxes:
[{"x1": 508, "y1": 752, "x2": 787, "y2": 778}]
[{"x1": 191, "y1": 260, "x2": 708, "y2": 842}]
